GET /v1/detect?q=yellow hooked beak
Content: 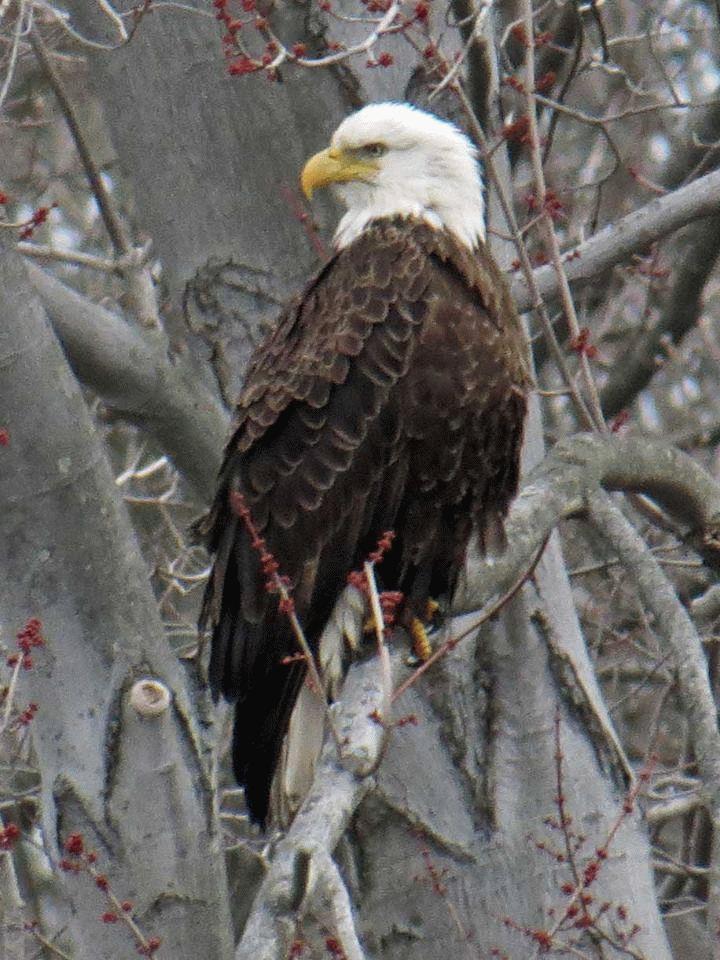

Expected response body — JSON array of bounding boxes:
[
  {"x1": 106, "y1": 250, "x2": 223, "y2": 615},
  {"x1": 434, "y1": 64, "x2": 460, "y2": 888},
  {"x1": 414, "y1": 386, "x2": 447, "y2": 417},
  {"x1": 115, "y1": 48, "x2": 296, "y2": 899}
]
[{"x1": 301, "y1": 147, "x2": 378, "y2": 199}]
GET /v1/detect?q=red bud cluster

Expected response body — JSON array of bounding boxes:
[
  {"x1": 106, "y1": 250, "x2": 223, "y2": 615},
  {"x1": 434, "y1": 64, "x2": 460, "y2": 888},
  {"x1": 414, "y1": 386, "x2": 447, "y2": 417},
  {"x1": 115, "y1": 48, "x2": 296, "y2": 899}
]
[
  {"x1": 228, "y1": 55, "x2": 260, "y2": 75},
  {"x1": 568, "y1": 328, "x2": 599, "y2": 360},
  {"x1": 413, "y1": 1, "x2": 429, "y2": 21},
  {"x1": 18, "y1": 203, "x2": 57, "y2": 241},
  {"x1": 367, "y1": 51, "x2": 394, "y2": 68},
  {"x1": 610, "y1": 410, "x2": 630, "y2": 433},
  {"x1": 395, "y1": 713, "x2": 418, "y2": 727},
  {"x1": 0, "y1": 822, "x2": 20, "y2": 850},
  {"x1": 535, "y1": 70, "x2": 556, "y2": 93},
  {"x1": 6, "y1": 619, "x2": 41, "y2": 668},
  {"x1": 14, "y1": 702, "x2": 38, "y2": 728},
  {"x1": 64, "y1": 832, "x2": 85, "y2": 856},
  {"x1": 345, "y1": 533, "x2": 403, "y2": 630},
  {"x1": 325, "y1": 937, "x2": 348, "y2": 959},
  {"x1": 503, "y1": 115, "x2": 530, "y2": 144},
  {"x1": 229, "y1": 491, "x2": 295, "y2": 615},
  {"x1": 367, "y1": 530, "x2": 396, "y2": 564},
  {"x1": 503, "y1": 75, "x2": 525, "y2": 93}
]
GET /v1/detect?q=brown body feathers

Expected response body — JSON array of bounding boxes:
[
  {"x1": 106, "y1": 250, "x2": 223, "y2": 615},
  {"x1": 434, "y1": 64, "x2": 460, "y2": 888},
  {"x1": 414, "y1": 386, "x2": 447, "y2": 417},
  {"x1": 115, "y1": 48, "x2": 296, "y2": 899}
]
[{"x1": 201, "y1": 216, "x2": 528, "y2": 826}]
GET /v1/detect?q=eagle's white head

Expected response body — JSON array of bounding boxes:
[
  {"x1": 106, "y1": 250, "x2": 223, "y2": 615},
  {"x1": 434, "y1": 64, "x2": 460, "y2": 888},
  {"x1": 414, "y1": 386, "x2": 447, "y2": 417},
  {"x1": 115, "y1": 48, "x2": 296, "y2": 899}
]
[{"x1": 301, "y1": 102, "x2": 485, "y2": 251}]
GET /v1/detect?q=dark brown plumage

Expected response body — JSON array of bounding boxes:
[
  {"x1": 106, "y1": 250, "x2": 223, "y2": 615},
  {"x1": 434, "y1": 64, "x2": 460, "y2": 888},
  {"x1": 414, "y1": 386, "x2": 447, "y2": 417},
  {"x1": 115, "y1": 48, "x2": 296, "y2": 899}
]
[{"x1": 201, "y1": 216, "x2": 528, "y2": 826}]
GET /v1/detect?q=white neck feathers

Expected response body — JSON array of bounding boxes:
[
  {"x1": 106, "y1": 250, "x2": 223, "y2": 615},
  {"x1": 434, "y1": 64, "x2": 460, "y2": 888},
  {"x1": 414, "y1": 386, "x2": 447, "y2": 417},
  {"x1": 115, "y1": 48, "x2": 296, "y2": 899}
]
[{"x1": 329, "y1": 103, "x2": 486, "y2": 251}]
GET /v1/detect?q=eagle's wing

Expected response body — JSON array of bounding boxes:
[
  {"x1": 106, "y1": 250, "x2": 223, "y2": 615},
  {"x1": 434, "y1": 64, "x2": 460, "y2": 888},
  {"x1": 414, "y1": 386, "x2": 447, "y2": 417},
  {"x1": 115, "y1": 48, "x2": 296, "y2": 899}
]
[{"x1": 201, "y1": 218, "x2": 527, "y2": 825}]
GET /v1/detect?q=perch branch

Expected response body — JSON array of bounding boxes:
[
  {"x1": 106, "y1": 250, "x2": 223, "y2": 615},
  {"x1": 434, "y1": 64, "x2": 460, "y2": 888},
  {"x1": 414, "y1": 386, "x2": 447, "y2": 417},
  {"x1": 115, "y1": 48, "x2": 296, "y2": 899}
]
[
  {"x1": 234, "y1": 655, "x2": 386, "y2": 960},
  {"x1": 18, "y1": 242, "x2": 123, "y2": 274}
]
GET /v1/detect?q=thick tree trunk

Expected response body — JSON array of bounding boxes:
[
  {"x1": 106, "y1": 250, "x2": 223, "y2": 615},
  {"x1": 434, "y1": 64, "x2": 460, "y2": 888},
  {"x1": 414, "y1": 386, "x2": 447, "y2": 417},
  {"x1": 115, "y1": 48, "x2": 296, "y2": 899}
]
[{"x1": 0, "y1": 236, "x2": 234, "y2": 959}]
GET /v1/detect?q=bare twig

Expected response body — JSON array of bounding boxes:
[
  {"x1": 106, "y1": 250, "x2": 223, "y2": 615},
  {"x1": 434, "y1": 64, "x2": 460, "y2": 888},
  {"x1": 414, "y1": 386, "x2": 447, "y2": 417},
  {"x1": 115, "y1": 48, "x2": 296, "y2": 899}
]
[
  {"x1": 0, "y1": 0, "x2": 26, "y2": 113},
  {"x1": 647, "y1": 792, "x2": 704, "y2": 827},
  {"x1": 18, "y1": 242, "x2": 121, "y2": 274},
  {"x1": 28, "y1": 28, "x2": 159, "y2": 328},
  {"x1": 363, "y1": 562, "x2": 392, "y2": 729},
  {"x1": 28, "y1": 30, "x2": 127, "y2": 254},
  {"x1": 0, "y1": 658, "x2": 23, "y2": 737},
  {"x1": 521, "y1": 0, "x2": 605, "y2": 429},
  {"x1": 273, "y1": 572, "x2": 343, "y2": 750}
]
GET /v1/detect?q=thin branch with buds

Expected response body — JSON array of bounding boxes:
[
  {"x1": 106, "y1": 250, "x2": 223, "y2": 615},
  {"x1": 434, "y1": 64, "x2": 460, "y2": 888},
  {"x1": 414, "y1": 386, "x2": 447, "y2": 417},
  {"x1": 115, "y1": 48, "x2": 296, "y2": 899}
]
[
  {"x1": 520, "y1": 0, "x2": 606, "y2": 429},
  {"x1": 510, "y1": 165, "x2": 720, "y2": 314}
]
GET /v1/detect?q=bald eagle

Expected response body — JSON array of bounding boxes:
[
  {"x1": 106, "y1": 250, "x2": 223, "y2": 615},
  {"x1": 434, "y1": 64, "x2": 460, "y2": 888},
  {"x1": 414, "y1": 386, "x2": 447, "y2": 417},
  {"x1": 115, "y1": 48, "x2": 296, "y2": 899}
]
[{"x1": 202, "y1": 103, "x2": 529, "y2": 826}]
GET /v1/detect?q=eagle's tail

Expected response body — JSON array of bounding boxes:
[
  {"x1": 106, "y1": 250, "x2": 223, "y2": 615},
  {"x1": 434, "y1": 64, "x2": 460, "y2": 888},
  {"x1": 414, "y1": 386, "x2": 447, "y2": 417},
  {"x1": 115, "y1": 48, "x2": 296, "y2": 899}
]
[
  {"x1": 201, "y1": 515, "x2": 309, "y2": 827},
  {"x1": 231, "y1": 656, "x2": 306, "y2": 828}
]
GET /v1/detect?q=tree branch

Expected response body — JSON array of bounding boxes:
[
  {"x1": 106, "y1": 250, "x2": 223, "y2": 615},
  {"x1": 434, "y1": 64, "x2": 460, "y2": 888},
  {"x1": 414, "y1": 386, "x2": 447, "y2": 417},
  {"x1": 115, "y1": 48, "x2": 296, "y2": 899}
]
[
  {"x1": 235, "y1": 654, "x2": 386, "y2": 960},
  {"x1": 27, "y1": 263, "x2": 228, "y2": 500},
  {"x1": 454, "y1": 432, "x2": 720, "y2": 616},
  {"x1": 587, "y1": 493, "x2": 720, "y2": 945},
  {"x1": 510, "y1": 166, "x2": 720, "y2": 313},
  {"x1": 29, "y1": 27, "x2": 159, "y2": 329},
  {"x1": 18, "y1": 242, "x2": 123, "y2": 274}
]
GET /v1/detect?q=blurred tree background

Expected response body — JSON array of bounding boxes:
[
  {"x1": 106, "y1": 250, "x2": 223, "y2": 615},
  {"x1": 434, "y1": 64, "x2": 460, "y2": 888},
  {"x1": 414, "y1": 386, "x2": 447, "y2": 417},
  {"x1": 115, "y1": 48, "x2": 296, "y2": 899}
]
[{"x1": 2, "y1": 1, "x2": 720, "y2": 958}]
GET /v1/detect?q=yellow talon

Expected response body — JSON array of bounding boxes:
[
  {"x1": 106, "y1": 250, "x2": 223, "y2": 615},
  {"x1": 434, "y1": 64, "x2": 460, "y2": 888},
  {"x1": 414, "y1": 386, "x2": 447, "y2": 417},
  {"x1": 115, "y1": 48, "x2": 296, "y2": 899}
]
[
  {"x1": 424, "y1": 598, "x2": 441, "y2": 621},
  {"x1": 409, "y1": 617, "x2": 432, "y2": 661}
]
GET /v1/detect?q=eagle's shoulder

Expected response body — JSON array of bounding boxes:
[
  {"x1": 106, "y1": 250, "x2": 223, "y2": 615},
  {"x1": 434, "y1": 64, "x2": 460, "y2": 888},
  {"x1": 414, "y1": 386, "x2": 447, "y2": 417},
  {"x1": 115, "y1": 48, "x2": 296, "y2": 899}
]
[
  {"x1": 233, "y1": 218, "x2": 435, "y2": 449},
  {"x1": 413, "y1": 220, "x2": 523, "y2": 327}
]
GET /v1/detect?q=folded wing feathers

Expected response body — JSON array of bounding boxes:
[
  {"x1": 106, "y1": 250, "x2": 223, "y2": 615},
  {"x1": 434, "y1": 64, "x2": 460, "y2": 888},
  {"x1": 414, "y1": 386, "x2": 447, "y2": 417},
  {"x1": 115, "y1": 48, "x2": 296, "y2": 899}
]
[{"x1": 201, "y1": 216, "x2": 529, "y2": 824}]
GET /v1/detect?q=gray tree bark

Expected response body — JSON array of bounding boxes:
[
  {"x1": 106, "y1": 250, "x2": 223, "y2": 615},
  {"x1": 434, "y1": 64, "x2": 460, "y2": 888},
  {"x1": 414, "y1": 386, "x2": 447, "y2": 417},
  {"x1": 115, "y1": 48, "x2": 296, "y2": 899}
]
[
  {"x1": 0, "y1": 235, "x2": 234, "y2": 958},
  {"x1": 7, "y1": 0, "x2": 708, "y2": 957}
]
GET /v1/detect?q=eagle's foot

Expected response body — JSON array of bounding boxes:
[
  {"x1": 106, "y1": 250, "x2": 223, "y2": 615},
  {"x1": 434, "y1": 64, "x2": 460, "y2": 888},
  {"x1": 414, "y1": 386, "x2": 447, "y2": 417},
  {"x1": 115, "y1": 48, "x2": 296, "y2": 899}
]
[
  {"x1": 424, "y1": 598, "x2": 441, "y2": 622},
  {"x1": 409, "y1": 616, "x2": 432, "y2": 662},
  {"x1": 402, "y1": 597, "x2": 443, "y2": 664}
]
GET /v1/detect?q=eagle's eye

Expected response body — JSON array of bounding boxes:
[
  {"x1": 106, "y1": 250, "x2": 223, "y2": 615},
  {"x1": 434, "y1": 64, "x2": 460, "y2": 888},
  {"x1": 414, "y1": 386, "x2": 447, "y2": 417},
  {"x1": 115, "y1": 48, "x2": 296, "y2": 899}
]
[{"x1": 363, "y1": 142, "x2": 387, "y2": 158}]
